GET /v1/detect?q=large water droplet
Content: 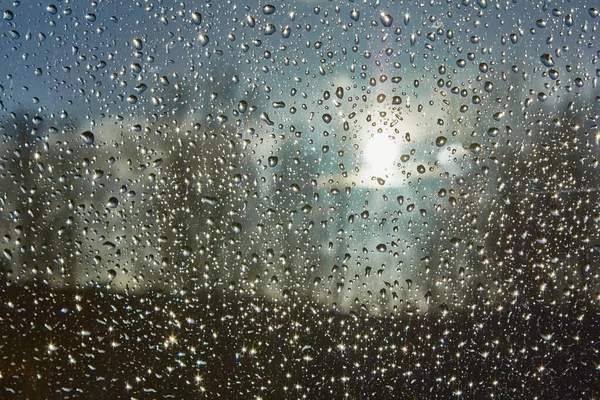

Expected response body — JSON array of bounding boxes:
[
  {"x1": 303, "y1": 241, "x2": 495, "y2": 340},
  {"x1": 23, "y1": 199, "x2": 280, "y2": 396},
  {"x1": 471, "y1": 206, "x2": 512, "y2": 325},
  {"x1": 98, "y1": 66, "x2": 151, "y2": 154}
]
[
  {"x1": 81, "y1": 131, "x2": 95, "y2": 145},
  {"x1": 435, "y1": 136, "x2": 447, "y2": 147},
  {"x1": 107, "y1": 197, "x2": 119, "y2": 208},
  {"x1": 263, "y1": 5, "x2": 276, "y2": 15},
  {"x1": 191, "y1": 12, "x2": 202, "y2": 25},
  {"x1": 540, "y1": 54, "x2": 555, "y2": 67},
  {"x1": 198, "y1": 33, "x2": 209, "y2": 46},
  {"x1": 380, "y1": 13, "x2": 393, "y2": 27}
]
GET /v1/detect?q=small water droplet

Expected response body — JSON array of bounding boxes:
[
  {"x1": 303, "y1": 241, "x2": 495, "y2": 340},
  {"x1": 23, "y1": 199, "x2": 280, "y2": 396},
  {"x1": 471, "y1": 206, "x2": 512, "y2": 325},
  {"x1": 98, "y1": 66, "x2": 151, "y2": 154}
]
[
  {"x1": 268, "y1": 156, "x2": 278, "y2": 167},
  {"x1": 350, "y1": 9, "x2": 360, "y2": 21}
]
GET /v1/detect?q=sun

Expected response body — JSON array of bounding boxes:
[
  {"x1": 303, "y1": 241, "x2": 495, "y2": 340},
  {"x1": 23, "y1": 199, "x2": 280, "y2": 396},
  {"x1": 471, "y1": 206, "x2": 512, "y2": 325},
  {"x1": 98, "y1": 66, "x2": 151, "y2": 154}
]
[{"x1": 363, "y1": 134, "x2": 399, "y2": 175}]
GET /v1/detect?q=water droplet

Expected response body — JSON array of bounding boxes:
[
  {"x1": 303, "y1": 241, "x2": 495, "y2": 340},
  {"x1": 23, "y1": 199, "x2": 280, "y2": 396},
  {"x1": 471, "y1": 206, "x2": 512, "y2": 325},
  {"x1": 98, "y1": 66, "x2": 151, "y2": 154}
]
[
  {"x1": 268, "y1": 156, "x2": 278, "y2": 167},
  {"x1": 380, "y1": 13, "x2": 393, "y2": 27},
  {"x1": 3, "y1": 10, "x2": 14, "y2": 21},
  {"x1": 107, "y1": 269, "x2": 117, "y2": 280},
  {"x1": 336, "y1": 86, "x2": 344, "y2": 99},
  {"x1": 80, "y1": 131, "x2": 95, "y2": 145},
  {"x1": 263, "y1": 4, "x2": 276, "y2": 15},
  {"x1": 264, "y1": 24, "x2": 276, "y2": 35},
  {"x1": 198, "y1": 33, "x2": 209, "y2": 46},
  {"x1": 191, "y1": 12, "x2": 202, "y2": 25},
  {"x1": 47, "y1": 4, "x2": 58, "y2": 14},
  {"x1": 272, "y1": 101, "x2": 285, "y2": 109},
  {"x1": 86, "y1": 13, "x2": 96, "y2": 22},
  {"x1": 450, "y1": 237, "x2": 462, "y2": 248},
  {"x1": 301, "y1": 204, "x2": 312, "y2": 214},
  {"x1": 425, "y1": 290, "x2": 432, "y2": 303},
  {"x1": 107, "y1": 197, "x2": 119, "y2": 208},
  {"x1": 435, "y1": 136, "x2": 447, "y2": 147},
  {"x1": 260, "y1": 112, "x2": 274, "y2": 126},
  {"x1": 376, "y1": 94, "x2": 386, "y2": 103},
  {"x1": 132, "y1": 38, "x2": 143, "y2": 50},
  {"x1": 487, "y1": 127, "x2": 499, "y2": 137},
  {"x1": 127, "y1": 95, "x2": 138, "y2": 104},
  {"x1": 376, "y1": 244, "x2": 387, "y2": 252},
  {"x1": 589, "y1": 8, "x2": 599, "y2": 18},
  {"x1": 540, "y1": 54, "x2": 554, "y2": 67},
  {"x1": 350, "y1": 9, "x2": 360, "y2": 21},
  {"x1": 322, "y1": 114, "x2": 332, "y2": 123},
  {"x1": 564, "y1": 14, "x2": 573, "y2": 27}
]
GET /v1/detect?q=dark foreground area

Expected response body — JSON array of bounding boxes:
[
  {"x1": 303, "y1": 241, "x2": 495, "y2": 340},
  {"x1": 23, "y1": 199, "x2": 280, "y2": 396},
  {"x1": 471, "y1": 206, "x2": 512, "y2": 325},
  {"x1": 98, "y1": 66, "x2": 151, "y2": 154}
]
[{"x1": 1, "y1": 283, "x2": 598, "y2": 399}]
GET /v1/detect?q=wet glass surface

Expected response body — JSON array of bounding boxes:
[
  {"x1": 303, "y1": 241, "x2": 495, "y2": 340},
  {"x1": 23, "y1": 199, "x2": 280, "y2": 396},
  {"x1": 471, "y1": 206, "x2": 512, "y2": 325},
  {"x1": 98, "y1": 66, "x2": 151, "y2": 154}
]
[{"x1": 0, "y1": 0, "x2": 599, "y2": 398}]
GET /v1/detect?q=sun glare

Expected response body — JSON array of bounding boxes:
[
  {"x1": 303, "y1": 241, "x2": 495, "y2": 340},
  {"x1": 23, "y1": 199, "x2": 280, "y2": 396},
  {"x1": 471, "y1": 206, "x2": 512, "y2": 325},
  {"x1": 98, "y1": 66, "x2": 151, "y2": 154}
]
[{"x1": 363, "y1": 134, "x2": 399, "y2": 174}]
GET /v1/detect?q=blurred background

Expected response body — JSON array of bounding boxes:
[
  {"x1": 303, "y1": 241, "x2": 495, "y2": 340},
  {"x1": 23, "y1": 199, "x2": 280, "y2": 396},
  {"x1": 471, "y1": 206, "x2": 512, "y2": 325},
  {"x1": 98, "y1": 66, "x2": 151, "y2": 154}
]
[
  {"x1": 1, "y1": 0, "x2": 598, "y2": 316},
  {"x1": 1, "y1": 1, "x2": 600, "y2": 398}
]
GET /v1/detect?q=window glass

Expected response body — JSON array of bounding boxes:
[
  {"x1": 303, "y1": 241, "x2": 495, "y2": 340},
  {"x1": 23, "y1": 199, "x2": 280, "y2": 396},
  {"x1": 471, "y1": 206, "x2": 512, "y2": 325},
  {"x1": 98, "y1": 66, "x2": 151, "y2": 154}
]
[{"x1": 1, "y1": 0, "x2": 599, "y2": 398}]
